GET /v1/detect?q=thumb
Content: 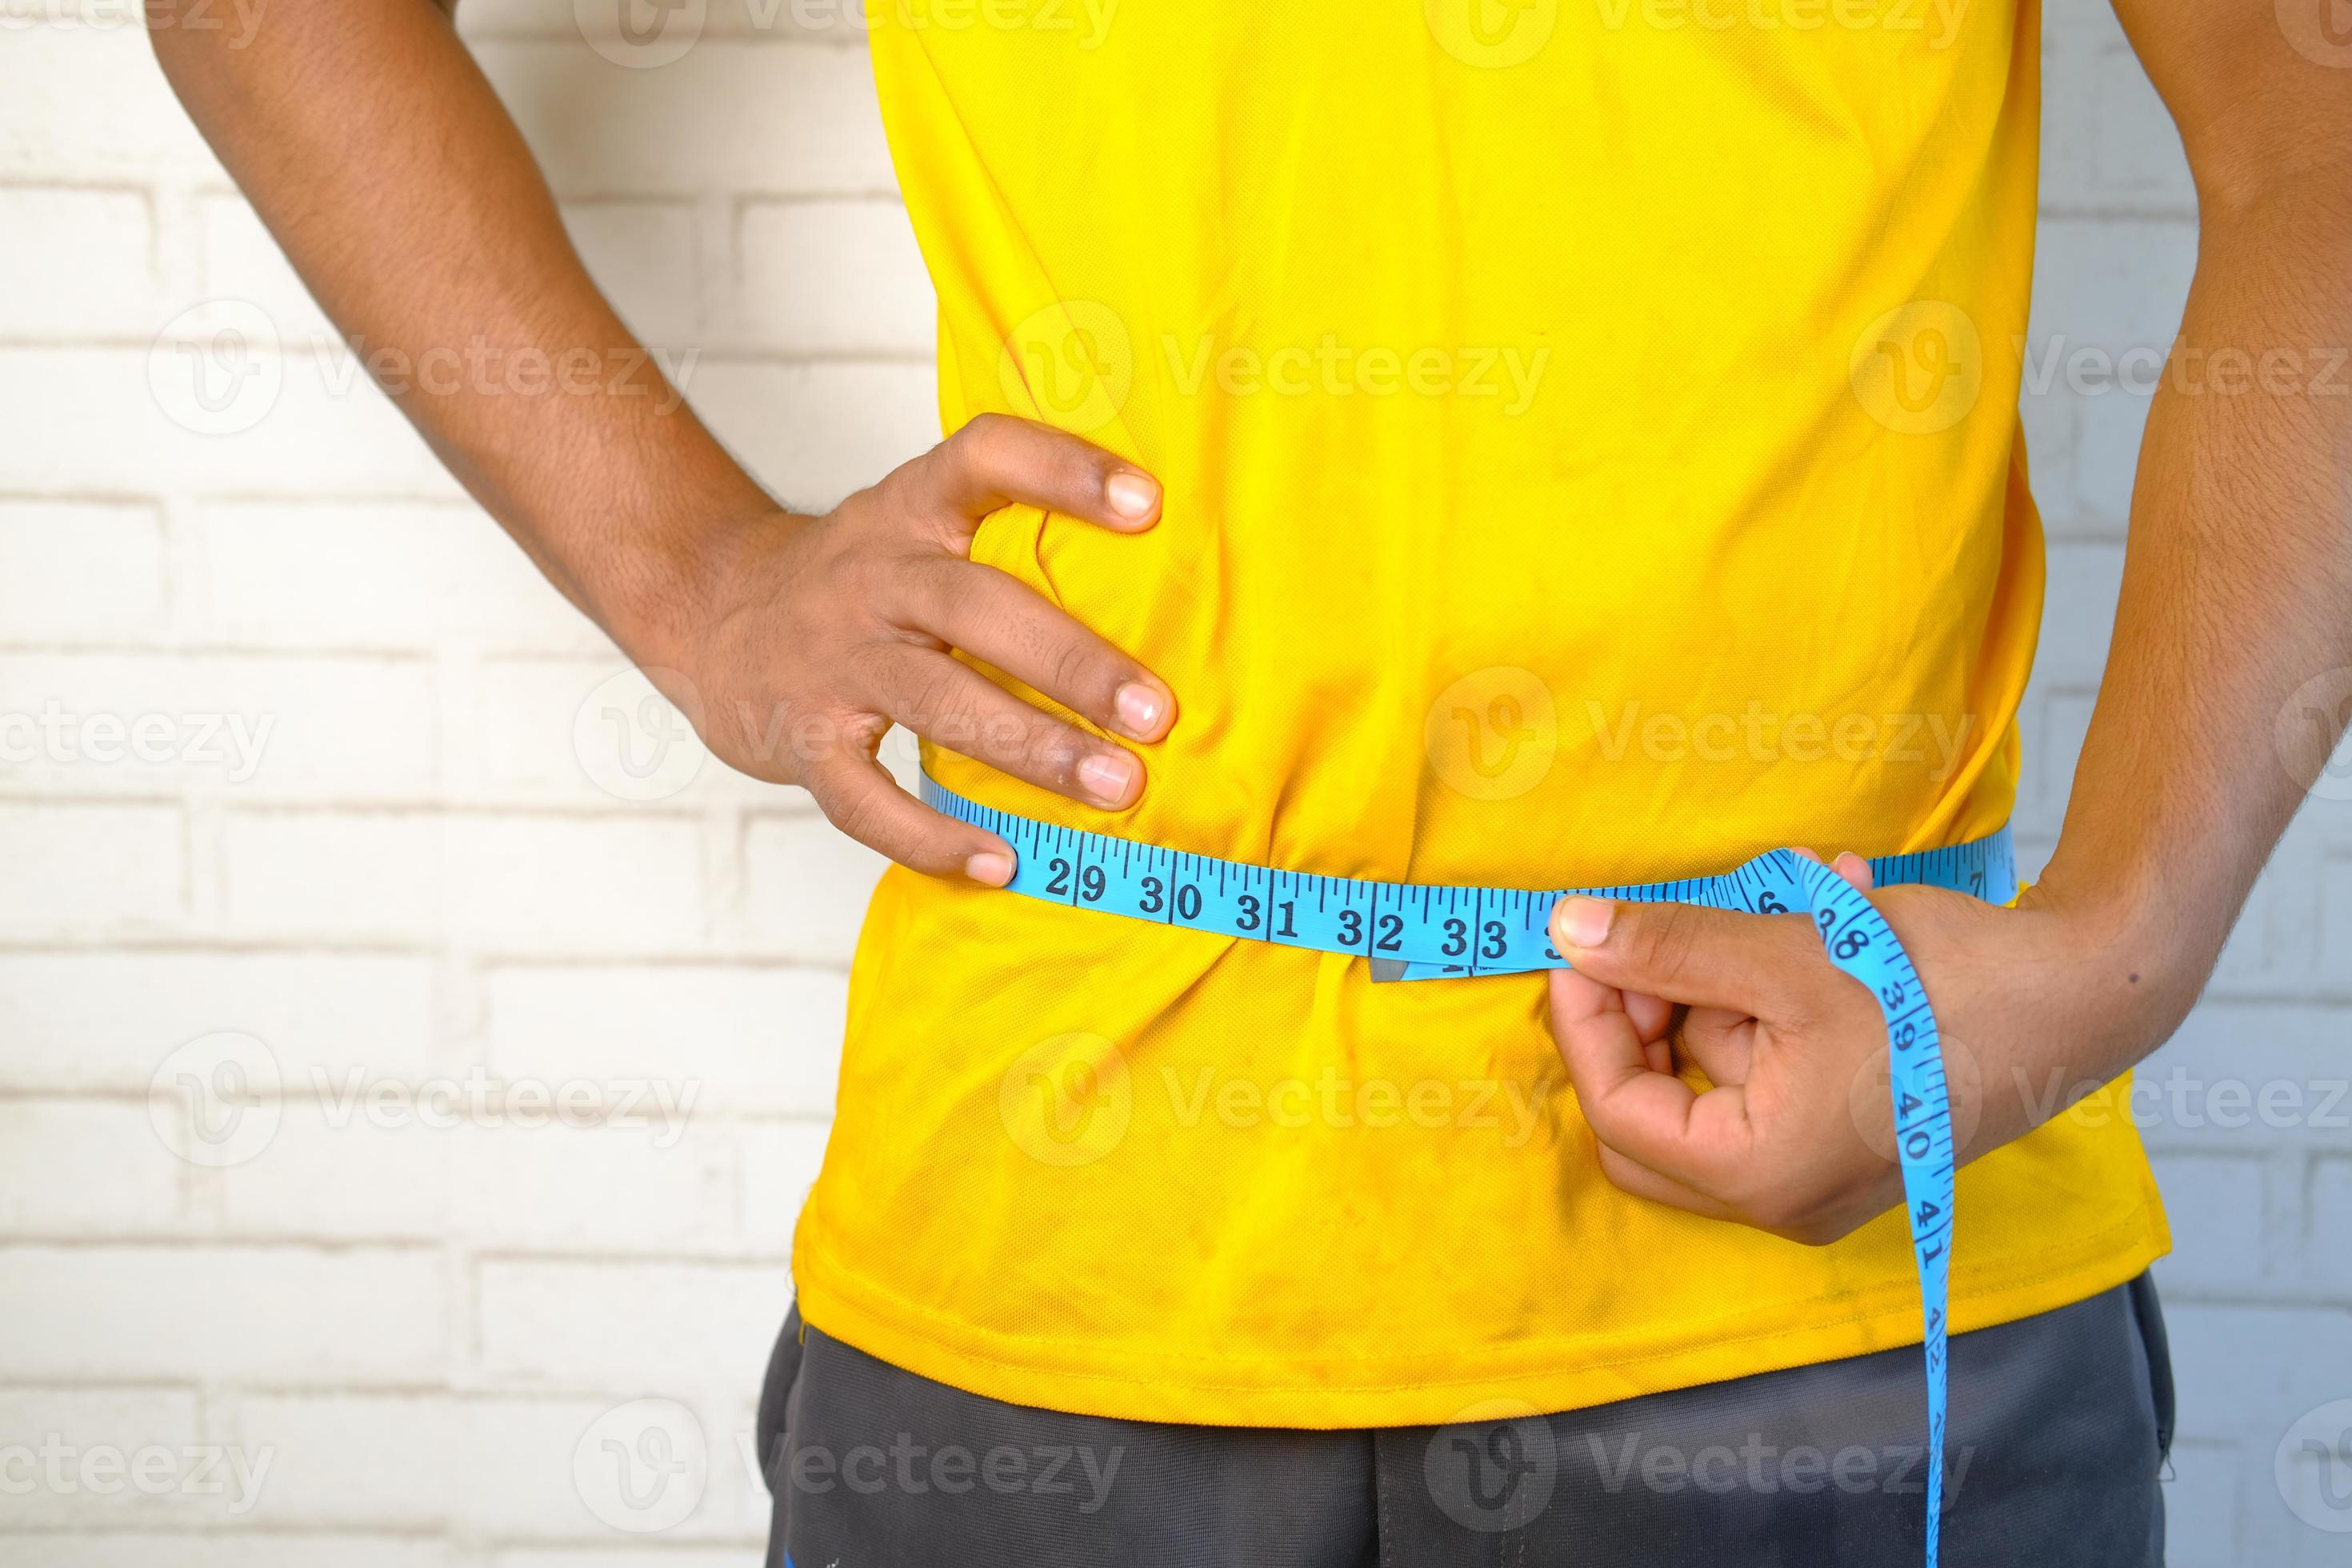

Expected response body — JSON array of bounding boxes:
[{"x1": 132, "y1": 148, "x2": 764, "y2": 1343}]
[{"x1": 1549, "y1": 895, "x2": 1817, "y2": 1018}]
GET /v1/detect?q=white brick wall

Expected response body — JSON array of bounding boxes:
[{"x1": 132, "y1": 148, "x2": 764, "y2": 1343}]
[
  {"x1": 1, "y1": 2, "x2": 2346, "y2": 1562},
  {"x1": 2, "y1": 4, "x2": 906, "y2": 1559},
  {"x1": 2025, "y1": 11, "x2": 2352, "y2": 1563}
]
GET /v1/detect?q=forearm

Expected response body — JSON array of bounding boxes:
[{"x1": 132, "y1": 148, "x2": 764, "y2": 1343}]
[
  {"x1": 2036, "y1": 174, "x2": 2352, "y2": 1067},
  {"x1": 150, "y1": 0, "x2": 770, "y2": 662}
]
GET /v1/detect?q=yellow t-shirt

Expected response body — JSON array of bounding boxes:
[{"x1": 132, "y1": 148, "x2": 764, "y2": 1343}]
[{"x1": 791, "y1": 0, "x2": 2170, "y2": 1426}]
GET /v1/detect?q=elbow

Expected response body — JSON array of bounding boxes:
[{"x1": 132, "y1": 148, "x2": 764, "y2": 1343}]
[
  {"x1": 148, "y1": 0, "x2": 461, "y2": 82},
  {"x1": 2180, "y1": 84, "x2": 2352, "y2": 231},
  {"x1": 144, "y1": 1, "x2": 203, "y2": 71},
  {"x1": 145, "y1": 0, "x2": 273, "y2": 82},
  {"x1": 2190, "y1": 144, "x2": 2352, "y2": 235}
]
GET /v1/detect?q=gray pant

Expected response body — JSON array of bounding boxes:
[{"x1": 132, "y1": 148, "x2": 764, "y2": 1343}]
[{"x1": 758, "y1": 1276, "x2": 2173, "y2": 1566}]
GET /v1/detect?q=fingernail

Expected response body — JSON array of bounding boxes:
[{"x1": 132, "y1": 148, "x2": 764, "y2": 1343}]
[
  {"x1": 1553, "y1": 894, "x2": 1614, "y2": 950},
  {"x1": 1077, "y1": 750, "x2": 1137, "y2": 805},
  {"x1": 964, "y1": 851, "x2": 1014, "y2": 886},
  {"x1": 1105, "y1": 472, "x2": 1158, "y2": 519},
  {"x1": 1114, "y1": 682, "x2": 1164, "y2": 738}
]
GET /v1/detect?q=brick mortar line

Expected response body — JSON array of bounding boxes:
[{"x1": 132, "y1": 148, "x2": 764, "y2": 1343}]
[
  {"x1": 0, "y1": 940, "x2": 855, "y2": 972},
  {"x1": 0, "y1": 943, "x2": 858, "y2": 966},
  {"x1": 0, "y1": 337, "x2": 934, "y2": 364},
  {"x1": 462, "y1": 24, "x2": 867, "y2": 47},
  {"x1": 0, "y1": 1233, "x2": 809, "y2": 1259},
  {"x1": 0, "y1": 791, "x2": 818, "y2": 818},
  {"x1": 0, "y1": 177, "x2": 912, "y2": 202},
  {"x1": 0, "y1": 1525, "x2": 770, "y2": 1546},
  {"x1": 0, "y1": 645, "x2": 451, "y2": 660},
  {"x1": 2036, "y1": 202, "x2": 2199, "y2": 224},
  {"x1": 0, "y1": 1237, "x2": 446, "y2": 1255},
  {"x1": 0, "y1": 642, "x2": 612, "y2": 658},
  {"x1": 0, "y1": 1089, "x2": 835, "y2": 1114}
]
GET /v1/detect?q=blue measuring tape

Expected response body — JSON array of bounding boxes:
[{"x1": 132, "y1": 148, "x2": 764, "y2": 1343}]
[{"x1": 924, "y1": 770, "x2": 2015, "y2": 1566}]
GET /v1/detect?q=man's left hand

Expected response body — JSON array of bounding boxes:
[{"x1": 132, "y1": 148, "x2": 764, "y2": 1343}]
[{"x1": 1544, "y1": 858, "x2": 2166, "y2": 1246}]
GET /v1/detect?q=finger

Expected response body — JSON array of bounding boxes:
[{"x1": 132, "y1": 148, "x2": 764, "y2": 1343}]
[
  {"x1": 802, "y1": 750, "x2": 1016, "y2": 885},
  {"x1": 1550, "y1": 896, "x2": 1821, "y2": 1017},
  {"x1": 1594, "y1": 1144, "x2": 1739, "y2": 1221},
  {"x1": 865, "y1": 648, "x2": 1146, "y2": 810},
  {"x1": 1794, "y1": 845, "x2": 1872, "y2": 893},
  {"x1": 1554, "y1": 970, "x2": 1676, "y2": 1075},
  {"x1": 1548, "y1": 966, "x2": 1750, "y2": 1192},
  {"x1": 899, "y1": 560, "x2": 1175, "y2": 742},
  {"x1": 903, "y1": 412, "x2": 1161, "y2": 538},
  {"x1": 1677, "y1": 1006, "x2": 1758, "y2": 1087},
  {"x1": 1624, "y1": 990, "x2": 1676, "y2": 1070}
]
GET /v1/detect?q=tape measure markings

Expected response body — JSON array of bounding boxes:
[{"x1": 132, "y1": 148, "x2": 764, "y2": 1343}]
[{"x1": 922, "y1": 770, "x2": 2007, "y2": 1566}]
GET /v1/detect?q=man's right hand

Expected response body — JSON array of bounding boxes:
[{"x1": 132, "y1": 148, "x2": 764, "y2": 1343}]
[
  {"x1": 653, "y1": 414, "x2": 1176, "y2": 886},
  {"x1": 151, "y1": 6, "x2": 1170, "y2": 887}
]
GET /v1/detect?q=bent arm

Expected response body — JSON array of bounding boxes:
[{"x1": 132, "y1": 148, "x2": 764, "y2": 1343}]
[
  {"x1": 149, "y1": 0, "x2": 770, "y2": 664},
  {"x1": 2034, "y1": 0, "x2": 2352, "y2": 1068},
  {"x1": 154, "y1": 1, "x2": 1176, "y2": 878}
]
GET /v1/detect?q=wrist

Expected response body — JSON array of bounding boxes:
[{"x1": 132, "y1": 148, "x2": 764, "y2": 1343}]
[
  {"x1": 597, "y1": 486, "x2": 789, "y2": 675},
  {"x1": 2018, "y1": 855, "x2": 2214, "y2": 1064}
]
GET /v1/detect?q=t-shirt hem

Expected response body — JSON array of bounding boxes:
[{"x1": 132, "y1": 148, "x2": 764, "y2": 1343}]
[{"x1": 789, "y1": 1205, "x2": 2171, "y2": 1430}]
